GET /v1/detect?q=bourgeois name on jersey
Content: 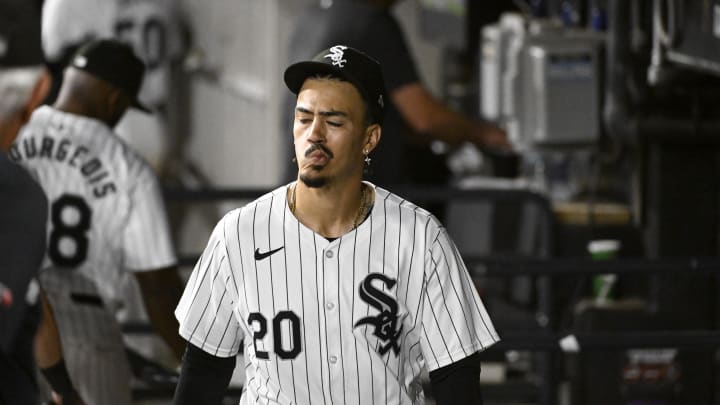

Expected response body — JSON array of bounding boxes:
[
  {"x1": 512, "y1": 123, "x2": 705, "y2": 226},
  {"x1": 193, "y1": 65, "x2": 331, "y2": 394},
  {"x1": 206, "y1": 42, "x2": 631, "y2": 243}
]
[{"x1": 10, "y1": 134, "x2": 117, "y2": 198}]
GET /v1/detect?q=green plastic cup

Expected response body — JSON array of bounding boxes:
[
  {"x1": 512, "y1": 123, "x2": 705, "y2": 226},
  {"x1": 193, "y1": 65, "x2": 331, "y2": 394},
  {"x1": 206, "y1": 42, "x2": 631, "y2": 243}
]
[{"x1": 588, "y1": 240, "x2": 620, "y2": 303}]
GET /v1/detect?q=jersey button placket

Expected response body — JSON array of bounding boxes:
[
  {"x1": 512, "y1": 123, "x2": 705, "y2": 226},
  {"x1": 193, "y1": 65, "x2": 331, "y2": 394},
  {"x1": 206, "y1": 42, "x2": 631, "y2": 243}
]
[{"x1": 322, "y1": 244, "x2": 342, "y2": 404}]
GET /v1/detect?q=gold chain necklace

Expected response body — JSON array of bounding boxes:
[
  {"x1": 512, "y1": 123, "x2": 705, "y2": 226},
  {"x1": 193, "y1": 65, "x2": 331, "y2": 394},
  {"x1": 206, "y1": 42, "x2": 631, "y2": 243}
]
[{"x1": 289, "y1": 183, "x2": 369, "y2": 231}]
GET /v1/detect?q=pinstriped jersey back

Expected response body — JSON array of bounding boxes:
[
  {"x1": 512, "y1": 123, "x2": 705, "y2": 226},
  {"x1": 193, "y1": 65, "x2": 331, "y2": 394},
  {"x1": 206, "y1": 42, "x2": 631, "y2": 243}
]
[{"x1": 11, "y1": 106, "x2": 176, "y2": 305}]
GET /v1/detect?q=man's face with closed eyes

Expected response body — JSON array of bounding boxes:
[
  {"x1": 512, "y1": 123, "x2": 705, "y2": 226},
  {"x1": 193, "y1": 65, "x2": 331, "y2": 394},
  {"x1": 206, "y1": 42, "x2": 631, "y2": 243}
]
[{"x1": 292, "y1": 77, "x2": 372, "y2": 188}]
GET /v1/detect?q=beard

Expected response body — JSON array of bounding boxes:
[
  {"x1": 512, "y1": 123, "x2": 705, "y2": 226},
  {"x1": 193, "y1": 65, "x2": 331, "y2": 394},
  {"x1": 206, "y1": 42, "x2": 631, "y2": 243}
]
[
  {"x1": 299, "y1": 172, "x2": 328, "y2": 188},
  {"x1": 298, "y1": 143, "x2": 334, "y2": 188}
]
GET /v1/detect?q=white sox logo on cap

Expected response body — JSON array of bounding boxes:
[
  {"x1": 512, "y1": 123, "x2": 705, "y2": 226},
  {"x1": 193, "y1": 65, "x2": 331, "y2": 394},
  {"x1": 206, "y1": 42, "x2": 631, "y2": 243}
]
[
  {"x1": 284, "y1": 44, "x2": 387, "y2": 124},
  {"x1": 324, "y1": 45, "x2": 348, "y2": 68}
]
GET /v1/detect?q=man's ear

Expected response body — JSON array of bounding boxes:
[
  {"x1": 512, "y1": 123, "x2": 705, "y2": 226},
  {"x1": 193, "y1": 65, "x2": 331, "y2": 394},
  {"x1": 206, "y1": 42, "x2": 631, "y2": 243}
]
[
  {"x1": 364, "y1": 123, "x2": 382, "y2": 154},
  {"x1": 107, "y1": 87, "x2": 132, "y2": 114},
  {"x1": 106, "y1": 87, "x2": 122, "y2": 110},
  {"x1": 20, "y1": 70, "x2": 51, "y2": 124}
]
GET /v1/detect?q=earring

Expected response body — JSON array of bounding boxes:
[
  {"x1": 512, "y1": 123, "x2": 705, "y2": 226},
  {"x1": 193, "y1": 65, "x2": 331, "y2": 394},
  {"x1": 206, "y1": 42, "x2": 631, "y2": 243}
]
[
  {"x1": 292, "y1": 156, "x2": 297, "y2": 163},
  {"x1": 363, "y1": 149, "x2": 371, "y2": 166}
]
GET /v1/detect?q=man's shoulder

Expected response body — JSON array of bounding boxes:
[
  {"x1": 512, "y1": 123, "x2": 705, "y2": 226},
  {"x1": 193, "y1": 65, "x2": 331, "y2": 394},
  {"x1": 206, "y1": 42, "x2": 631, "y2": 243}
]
[
  {"x1": 23, "y1": 107, "x2": 158, "y2": 189},
  {"x1": 374, "y1": 184, "x2": 445, "y2": 235},
  {"x1": 217, "y1": 184, "x2": 288, "y2": 223},
  {"x1": 23, "y1": 106, "x2": 115, "y2": 138},
  {"x1": 0, "y1": 152, "x2": 47, "y2": 206},
  {"x1": 210, "y1": 187, "x2": 283, "y2": 249},
  {"x1": 375, "y1": 185, "x2": 433, "y2": 217},
  {"x1": 0, "y1": 154, "x2": 48, "y2": 235}
]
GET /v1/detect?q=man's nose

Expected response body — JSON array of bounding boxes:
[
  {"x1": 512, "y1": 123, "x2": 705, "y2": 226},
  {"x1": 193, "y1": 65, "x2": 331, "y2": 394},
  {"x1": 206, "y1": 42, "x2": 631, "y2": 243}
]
[{"x1": 306, "y1": 119, "x2": 326, "y2": 143}]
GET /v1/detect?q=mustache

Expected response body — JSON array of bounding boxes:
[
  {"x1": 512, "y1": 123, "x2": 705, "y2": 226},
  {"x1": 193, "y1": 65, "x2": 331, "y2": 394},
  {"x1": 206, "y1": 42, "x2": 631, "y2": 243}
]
[{"x1": 304, "y1": 143, "x2": 333, "y2": 159}]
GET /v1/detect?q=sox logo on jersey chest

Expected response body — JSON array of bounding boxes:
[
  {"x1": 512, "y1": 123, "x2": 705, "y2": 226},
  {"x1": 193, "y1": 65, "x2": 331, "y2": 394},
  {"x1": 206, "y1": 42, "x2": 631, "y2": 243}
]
[{"x1": 354, "y1": 273, "x2": 403, "y2": 356}]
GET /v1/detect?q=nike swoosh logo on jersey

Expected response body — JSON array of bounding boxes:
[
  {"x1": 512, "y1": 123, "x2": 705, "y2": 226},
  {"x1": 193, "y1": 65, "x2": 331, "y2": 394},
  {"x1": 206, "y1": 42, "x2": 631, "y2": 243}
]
[{"x1": 254, "y1": 247, "x2": 284, "y2": 261}]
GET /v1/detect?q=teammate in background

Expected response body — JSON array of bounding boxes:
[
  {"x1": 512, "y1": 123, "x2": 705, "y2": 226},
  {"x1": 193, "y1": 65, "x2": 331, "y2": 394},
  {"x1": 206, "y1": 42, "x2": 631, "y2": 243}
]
[
  {"x1": 173, "y1": 45, "x2": 499, "y2": 405},
  {"x1": 284, "y1": 0, "x2": 511, "y2": 189},
  {"x1": 41, "y1": 0, "x2": 189, "y2": 173},
  {"x1": 11, "y1": 39, "x2": 185, "y2": 405},
  {"x1": 0, "y1": 1, "x2": 84, "y2": 403},
  {"x1": 41, "y1": 0, "x2": 195, "y2": 368}
]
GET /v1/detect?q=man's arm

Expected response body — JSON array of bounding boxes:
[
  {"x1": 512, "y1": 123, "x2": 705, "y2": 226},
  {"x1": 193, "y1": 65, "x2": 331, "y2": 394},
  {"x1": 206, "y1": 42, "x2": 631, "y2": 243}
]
[
  {"x1": 391, "y1": 83, "x2": 510, "y2": 151},
  {"x1": 429, "y1": 351, "x2": 483, "y2": 405},
  {"x1": 134, "y1": 266, "x2": 186, "y2": 361},
  {"x1": 173, "y1": 343, "x2": 236, "y2": 405},
  {"x1": 34, "y1": 290, "x2": 85, "y2": 405}
]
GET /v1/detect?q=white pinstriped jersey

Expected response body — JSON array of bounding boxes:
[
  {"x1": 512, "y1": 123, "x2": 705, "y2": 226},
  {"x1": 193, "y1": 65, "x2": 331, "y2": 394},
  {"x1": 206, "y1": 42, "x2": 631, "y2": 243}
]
[
  {"x1": 10, "y1": 106, "x2": 177, "y2": 304},
  {"x1": 42, "y1": 0, "x2": 184, "y2": 107},
  {"x1": 176, "y1": 181, "x2": 499, "y2": 405}
]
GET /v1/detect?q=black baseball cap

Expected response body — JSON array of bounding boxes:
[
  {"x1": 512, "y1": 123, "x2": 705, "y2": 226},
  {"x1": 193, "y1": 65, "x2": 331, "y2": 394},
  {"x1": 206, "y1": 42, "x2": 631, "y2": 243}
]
[
  {"x1": 284, "y1": 45, "x2": 386, "y2": 124},
  {"x1": 0, "y1": 0, "x2": 44, "y2": 67},
  {"x1": 70, "y1": 39, "x2": 150, "y2": 113}
]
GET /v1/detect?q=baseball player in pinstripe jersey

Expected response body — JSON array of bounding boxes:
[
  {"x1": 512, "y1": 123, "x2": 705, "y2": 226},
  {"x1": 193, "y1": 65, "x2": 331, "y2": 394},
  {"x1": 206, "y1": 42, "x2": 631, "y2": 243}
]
[
  {"x1": 11, "y1": 39, "x2": 185, "y2": 405},
  {"x1": 173, "y1": 45, "x2": 499, "y2": 405}
]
